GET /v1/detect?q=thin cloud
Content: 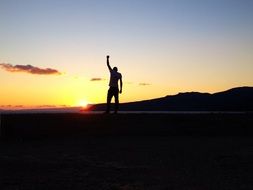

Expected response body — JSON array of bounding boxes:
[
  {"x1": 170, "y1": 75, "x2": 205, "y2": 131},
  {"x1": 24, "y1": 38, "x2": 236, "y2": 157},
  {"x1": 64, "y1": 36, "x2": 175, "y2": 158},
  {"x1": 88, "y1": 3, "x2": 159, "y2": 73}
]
[
  {"x1": 90, "y1": 78, "x2": 105, "y2": 81},
  {"x1": 139, "y1": 83, "x2": 151, "y2": 86},
  {"x1": 0, "y1": 63, "x2": 61, "y2": 75}
]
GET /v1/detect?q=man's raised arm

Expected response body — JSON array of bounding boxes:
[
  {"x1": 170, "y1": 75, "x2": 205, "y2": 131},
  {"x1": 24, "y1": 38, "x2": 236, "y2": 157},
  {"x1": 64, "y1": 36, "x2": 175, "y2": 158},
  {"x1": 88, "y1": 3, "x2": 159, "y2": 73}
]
[{"x1": 107, "y1": 55, "x2": 112, "y2": 71}]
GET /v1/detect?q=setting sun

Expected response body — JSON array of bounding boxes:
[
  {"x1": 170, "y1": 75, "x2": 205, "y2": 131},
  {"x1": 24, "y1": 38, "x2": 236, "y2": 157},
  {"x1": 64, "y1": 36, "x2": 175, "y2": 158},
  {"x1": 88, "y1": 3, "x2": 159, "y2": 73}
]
[{"x1": 79, "y1": 99, "x2": 89, "y2": 108}]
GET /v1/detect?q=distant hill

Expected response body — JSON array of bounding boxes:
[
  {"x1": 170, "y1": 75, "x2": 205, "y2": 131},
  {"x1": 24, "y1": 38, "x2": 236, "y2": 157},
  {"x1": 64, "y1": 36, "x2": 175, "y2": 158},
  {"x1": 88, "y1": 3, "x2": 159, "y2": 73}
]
[{"x1": 91, "y1": 87, "x2": 253, "y2": 111}]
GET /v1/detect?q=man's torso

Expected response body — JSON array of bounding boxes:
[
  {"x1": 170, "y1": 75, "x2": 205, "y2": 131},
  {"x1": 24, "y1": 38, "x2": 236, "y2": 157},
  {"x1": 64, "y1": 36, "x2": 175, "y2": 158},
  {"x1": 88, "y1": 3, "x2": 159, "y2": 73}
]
[{"x1": 109, "y1": 70, "x2": 122, "y2": 88}]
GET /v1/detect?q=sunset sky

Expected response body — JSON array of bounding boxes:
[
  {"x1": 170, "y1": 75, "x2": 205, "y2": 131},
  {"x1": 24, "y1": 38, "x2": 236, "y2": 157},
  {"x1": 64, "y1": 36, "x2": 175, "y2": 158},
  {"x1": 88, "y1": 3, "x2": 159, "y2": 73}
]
[{"x1": 1, "y1": 0, "x2": 253, "y2": 108}]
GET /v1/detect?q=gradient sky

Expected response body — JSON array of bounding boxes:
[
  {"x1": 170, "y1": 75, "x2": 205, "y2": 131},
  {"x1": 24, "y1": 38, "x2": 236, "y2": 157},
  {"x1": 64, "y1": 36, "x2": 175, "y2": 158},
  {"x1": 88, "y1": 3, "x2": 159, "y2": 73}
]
[{"x1": 1, "y1": 0, "x2": 253, "y2": 108}]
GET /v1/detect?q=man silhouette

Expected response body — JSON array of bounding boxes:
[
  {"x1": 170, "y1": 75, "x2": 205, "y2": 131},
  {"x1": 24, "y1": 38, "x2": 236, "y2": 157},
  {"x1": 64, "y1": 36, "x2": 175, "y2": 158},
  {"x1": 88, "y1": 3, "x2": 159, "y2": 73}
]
[{"x1": 106, "y1": 55, "x2": 123, "y2": 114}]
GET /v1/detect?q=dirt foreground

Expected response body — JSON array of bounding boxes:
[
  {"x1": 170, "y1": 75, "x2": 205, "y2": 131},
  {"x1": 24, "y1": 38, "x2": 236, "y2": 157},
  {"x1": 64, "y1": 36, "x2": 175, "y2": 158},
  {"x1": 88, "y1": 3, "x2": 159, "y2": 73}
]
[{"x1": 0, "y1": 113, "x2": 253, "y2": 189}]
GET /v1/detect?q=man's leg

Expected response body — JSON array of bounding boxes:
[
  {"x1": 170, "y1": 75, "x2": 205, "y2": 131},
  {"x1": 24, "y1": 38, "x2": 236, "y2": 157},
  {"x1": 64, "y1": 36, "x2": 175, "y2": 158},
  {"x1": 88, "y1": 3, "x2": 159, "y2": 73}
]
[
  {"x1": 106, "y1": 88, "x2": 113, "y2": 113},
  {"x1": 114, "y1": 88, "x2": 119, "y2": 114}
]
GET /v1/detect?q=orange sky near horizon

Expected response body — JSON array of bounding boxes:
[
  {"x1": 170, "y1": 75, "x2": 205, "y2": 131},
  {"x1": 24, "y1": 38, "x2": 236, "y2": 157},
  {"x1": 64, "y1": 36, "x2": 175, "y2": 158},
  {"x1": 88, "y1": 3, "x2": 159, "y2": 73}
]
[{"x1": 1, "y1": 59, "x2": 251, "y2": 109}]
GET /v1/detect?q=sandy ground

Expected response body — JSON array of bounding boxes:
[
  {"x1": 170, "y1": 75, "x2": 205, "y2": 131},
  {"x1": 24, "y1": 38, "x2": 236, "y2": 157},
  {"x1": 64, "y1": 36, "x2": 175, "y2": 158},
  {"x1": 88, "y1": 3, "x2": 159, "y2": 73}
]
[{"x1": 0, "y1": 113, "x2": 253, "y2": 190}]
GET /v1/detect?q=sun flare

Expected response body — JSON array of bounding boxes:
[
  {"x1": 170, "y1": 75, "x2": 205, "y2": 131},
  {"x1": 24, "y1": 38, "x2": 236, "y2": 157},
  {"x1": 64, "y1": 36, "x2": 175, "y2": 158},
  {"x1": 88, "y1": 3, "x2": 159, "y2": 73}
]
[{"x1": 79, "y1": 99, "x2": 89, "y2": 108}]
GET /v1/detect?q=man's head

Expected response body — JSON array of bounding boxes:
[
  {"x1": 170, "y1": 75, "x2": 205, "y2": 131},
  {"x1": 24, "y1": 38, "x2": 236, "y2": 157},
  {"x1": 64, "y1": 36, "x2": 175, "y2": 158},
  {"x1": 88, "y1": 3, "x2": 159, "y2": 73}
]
[{"x1": 113, "y1": 67, "x2": 118, "y2": 72}]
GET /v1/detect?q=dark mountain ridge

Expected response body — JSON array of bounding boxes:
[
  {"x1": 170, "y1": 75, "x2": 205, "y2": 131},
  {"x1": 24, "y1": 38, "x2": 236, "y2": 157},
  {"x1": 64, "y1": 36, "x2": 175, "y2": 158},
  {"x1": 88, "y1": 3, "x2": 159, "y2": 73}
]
[{"x1": 91, "y1": 87, "x2": 253, "y2": 111}]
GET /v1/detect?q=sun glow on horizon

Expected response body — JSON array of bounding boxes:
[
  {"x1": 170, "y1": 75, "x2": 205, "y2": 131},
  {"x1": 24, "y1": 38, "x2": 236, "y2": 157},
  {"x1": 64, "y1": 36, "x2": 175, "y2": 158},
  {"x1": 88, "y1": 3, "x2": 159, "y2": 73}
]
[{"x1": 78, "y1": 99, "x2": 89, "y2": 108}]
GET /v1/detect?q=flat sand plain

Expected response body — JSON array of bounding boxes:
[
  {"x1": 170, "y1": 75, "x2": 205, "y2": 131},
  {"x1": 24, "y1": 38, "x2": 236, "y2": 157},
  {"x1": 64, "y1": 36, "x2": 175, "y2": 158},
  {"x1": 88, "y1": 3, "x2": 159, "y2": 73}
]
[{"x1": 0, "y1": 113, "x2": 253, "y2": 189}]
